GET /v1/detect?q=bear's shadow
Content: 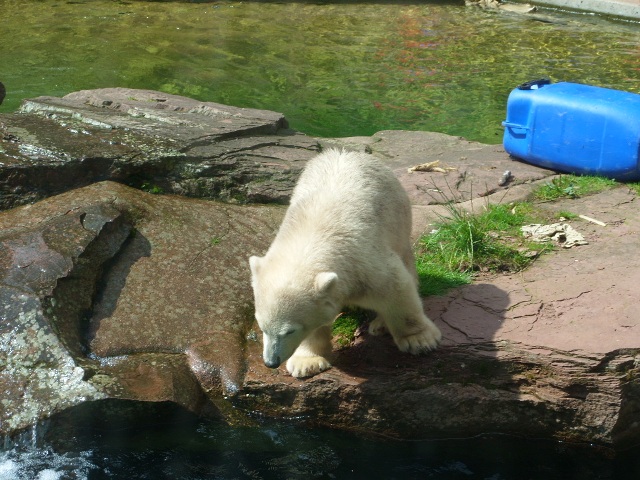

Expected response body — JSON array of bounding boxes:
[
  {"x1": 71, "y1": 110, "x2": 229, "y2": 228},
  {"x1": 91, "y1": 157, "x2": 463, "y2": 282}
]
[{"x1": 332, "y1": 282, "x2": 510, "y2": 378}]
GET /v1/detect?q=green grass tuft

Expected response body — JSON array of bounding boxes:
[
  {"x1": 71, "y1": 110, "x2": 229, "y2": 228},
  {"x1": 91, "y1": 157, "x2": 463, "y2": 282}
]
[
  {"x1": 533, "y1": 175, "x2": 616, "y2": 201},
  {"x1": 556, "y1": 210, "x2": 578, "y2": 220},
  {"x1": 415, "y1": 202, "x2": 549, "y2": 296},
  {"x1": 416, "y1": 260, "x2": 471, "y2": 296},
  {"x1": 141, "y1": 182, "x2": 164, "y2": 195},
  {"x1": 628, "y1": 183, "x2": 640, "y2": 196},
  {"x1": 332, "y1": 308, "x2": 370, "y2": 347}
]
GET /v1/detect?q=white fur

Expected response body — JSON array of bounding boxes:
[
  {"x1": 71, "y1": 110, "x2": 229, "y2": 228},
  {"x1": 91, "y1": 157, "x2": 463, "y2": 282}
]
[{"x1": 249, "y1": 149, "x2": 441, "y2": 378}]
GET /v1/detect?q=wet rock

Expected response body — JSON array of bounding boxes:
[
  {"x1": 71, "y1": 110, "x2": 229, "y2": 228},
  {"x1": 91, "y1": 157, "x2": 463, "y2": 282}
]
[
  {"x1": 0, "y1": 181, "x2": 283, "y2": 434},
  {"x1": 0, "y1": 200, "x2": 130, "y2": 433},
  {"x1": 0, "y1": 88, "x2": 320, "y2": 210}
]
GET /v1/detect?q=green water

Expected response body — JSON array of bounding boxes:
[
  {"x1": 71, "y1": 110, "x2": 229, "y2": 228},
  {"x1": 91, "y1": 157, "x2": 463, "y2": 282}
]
[{"x1": 1, "y1": 1, "x2": 639, "y2": 143}]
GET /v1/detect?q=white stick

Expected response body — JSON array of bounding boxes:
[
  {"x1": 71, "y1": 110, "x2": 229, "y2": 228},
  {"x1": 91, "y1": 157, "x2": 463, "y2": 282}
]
[{"x1": 579, "y1": 215, "x2": 607, "y2": 227}]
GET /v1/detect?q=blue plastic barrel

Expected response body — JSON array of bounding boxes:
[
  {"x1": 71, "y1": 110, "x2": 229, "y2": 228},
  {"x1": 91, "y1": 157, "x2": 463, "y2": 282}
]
[{"x1": 502, "y1": 80, "x2": 640, "y2": 181}]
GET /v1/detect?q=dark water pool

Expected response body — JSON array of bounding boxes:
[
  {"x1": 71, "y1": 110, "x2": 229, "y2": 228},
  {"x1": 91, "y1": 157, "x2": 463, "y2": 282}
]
[
  {"x1": 0, "y1": 401, "x2": 640, "y2": 480},
  {"x1": 1, "y1": 401, "x2": 639, "y2": 480},
  {"x1": 1, "y1": 1, "x2": 639, "y2": 143}
]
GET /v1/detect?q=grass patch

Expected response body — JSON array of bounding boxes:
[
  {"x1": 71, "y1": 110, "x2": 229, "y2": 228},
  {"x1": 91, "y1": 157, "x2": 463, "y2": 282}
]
[
  {"x1": 628, "y1": 183, "x2": 640, "y2": 196},
  {"x1": 533, "y1": 175, "x2": 616, "y2": 201},
  {"x1": 415, "y1": 202, "x2": 549, "y2": 295},
  {"x1": 141, "y1": 182, "x2": 164, "y2": 194},
  {"x1": 556, "y1": 210, "x2": 579, "y2": 220},
  {"x1": 332, "y1": 308, "x2": 371, "y2": 347},
  {"x1": 416, "y1": 261, "x2": 471, "y2": 296}
]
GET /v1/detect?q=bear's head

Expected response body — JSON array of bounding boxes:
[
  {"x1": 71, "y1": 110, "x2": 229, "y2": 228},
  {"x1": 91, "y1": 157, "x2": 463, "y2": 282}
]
[{"x1": 249, "y1": 255, "x2": 339, "y2": 368}]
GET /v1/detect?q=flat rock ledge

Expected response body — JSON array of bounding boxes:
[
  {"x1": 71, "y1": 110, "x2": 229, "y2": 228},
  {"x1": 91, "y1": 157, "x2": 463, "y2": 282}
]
[
  {"x1": 1, "y1": 89, "x2": 639, "y2": 451},
  {"x1": 1, "y1": 88, "x2": 320, "y2": 209}
]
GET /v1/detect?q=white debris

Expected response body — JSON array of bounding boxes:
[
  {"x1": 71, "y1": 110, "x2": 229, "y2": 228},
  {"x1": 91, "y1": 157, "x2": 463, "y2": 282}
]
[
  {"x1": 407, "y1": 160, "x2": 457, "y2": 173},
  {"x1": 521, "y1": 223, "x2": 588, "y2": 248},
  {"x1": 578, "y1": 215, "x2": 607, "y2": 227}
]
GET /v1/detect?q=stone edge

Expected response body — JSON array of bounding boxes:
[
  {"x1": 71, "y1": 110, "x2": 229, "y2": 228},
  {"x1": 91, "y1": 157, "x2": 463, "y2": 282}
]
[{"x1": 510, "y1": 0, "x2": 640, "y2": 20}]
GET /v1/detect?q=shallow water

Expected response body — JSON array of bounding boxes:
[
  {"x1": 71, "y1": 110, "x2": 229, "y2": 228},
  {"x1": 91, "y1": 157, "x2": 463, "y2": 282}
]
[
  {"x1": 1, "y1": 1, "x2": 639, "y2": 143},
  {"x1": 1, "y1": 401, "x2": 639, "y2": 480}
]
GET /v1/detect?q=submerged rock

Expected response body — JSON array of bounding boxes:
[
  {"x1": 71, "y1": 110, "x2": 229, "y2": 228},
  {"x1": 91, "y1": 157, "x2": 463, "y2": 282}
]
[{"x1": 465, "y1": 0, "x2": 537, "y2": 14}]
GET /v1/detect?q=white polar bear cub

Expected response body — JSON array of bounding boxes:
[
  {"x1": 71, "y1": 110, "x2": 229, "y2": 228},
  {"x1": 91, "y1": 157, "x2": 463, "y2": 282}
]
[{"x1": 249, "y1": 149, "x2": 441, "y2": 378}]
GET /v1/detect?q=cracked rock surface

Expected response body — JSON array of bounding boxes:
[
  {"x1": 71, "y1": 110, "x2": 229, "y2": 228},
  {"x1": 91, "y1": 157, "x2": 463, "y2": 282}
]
[{"x1": 1, "y1": 89, "x2": 639, "y2": 450}]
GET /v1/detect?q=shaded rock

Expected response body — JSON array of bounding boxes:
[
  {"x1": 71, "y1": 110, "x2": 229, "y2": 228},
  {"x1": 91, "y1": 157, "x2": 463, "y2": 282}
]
[
  {"x1": 0, "y1": 180, "x2": 283, "y2": 434},
  {"x1": 0, "y1": 88, "x2": 319, "y2": 210},
  {"x1": 237, "y1": 336, "x2": 628, "y2": 446}
]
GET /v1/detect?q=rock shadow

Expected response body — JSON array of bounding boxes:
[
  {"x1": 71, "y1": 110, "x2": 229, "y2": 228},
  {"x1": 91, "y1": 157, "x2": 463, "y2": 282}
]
[{"x1": 86, "y1": 230, "x2": 151, "y2": 350}]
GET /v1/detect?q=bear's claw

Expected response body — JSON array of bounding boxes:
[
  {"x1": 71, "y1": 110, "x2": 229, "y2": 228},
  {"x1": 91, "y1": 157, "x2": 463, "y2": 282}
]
[
  {"x1": 286, "y1": 355, "x2": 332, "y2": 378},
  {"x1": 395, "y1": 324, "x2": 442, "y2": 354}
]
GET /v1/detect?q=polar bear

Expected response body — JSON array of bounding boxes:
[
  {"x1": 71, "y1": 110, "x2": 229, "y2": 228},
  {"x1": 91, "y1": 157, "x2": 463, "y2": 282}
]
[{"x1": 249, "y1": 149, "x2": 441, "y2": 378}]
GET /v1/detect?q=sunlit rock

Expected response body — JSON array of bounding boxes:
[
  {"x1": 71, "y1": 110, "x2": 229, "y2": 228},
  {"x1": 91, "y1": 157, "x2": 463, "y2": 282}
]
[{"x1": 1, "y1": 88, "x2": 319, "y2": 210}]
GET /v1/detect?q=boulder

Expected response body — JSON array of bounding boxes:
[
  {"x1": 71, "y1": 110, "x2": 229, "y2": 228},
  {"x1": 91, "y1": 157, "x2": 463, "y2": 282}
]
[
  {"x1": 0, "y1": 88, "x2": 320, "y2": 210},
  {"x1": 0, "y1": 180, "x2": 283, "y2": 433},
  {"x1": 1, "y1": 89, "x2": 639, "y2": 451}
]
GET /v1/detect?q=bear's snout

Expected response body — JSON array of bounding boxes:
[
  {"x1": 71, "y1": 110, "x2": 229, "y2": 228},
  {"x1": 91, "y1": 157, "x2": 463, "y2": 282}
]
[{"x1": 264, "y1": 356, "x2": 281, "y2": 369}]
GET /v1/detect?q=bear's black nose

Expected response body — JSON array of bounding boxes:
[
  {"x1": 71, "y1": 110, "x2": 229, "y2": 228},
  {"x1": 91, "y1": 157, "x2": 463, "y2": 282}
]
[{"x1": 264, "y1": 356, "x2": 281, "y2": 369}]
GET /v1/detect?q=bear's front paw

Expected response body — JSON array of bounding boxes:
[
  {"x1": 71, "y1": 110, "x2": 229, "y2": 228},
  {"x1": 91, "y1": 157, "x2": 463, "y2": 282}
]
[
  {"x1": 395, "y1": 324, "x2": 442, "y2": 354},
  {"x1": 368, "y1": 316, "x2": 388, "y2": 336},
  {"x1": 286, "y1": 355, "x2": 331, "y2": 378}
]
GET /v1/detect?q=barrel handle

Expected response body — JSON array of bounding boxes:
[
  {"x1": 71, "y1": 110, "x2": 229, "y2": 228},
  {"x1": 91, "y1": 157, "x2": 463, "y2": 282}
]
[{"x1": 502, "y1": 121, "x2": 530, "y2": 131}]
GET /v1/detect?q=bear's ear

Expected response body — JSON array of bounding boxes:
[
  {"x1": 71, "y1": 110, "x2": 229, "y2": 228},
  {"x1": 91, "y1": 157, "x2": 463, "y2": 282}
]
[
  {"x1": 314, "y1": 272, "x2": 338, "y2": 296},
  {"x1": 249, "y1": 256, "x2": 262, "y2": 277}
]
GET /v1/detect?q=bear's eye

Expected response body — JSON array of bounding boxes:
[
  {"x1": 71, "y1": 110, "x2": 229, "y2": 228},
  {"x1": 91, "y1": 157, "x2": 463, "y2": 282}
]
[{"x1": 284, "y1": 329, "x2": 296, "y2": 336}]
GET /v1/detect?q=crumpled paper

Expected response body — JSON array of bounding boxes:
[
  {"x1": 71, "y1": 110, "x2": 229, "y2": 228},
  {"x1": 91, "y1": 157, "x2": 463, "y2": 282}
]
[{"x1": 521, "y1": 223, "x2": 588, "y2": 248}]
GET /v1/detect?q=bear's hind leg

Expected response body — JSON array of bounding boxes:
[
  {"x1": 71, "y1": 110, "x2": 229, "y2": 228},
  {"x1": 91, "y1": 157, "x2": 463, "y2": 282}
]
[
  {"x1": 368, "y1": 315, "x2": 389, "y2": 336},
  {"x1": 286, "y1": 325, "x2": 332, "y2": 378}
]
